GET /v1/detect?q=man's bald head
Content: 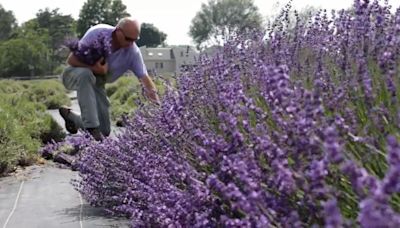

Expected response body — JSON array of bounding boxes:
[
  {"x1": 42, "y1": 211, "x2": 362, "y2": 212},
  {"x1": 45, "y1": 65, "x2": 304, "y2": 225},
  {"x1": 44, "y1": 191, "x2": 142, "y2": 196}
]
[
  {"x1": 117, "y1": 17, "x2": 141, "y2": 33},
  {"x1": 114, "y1": 17, "x2": 141, "y2": 48}
]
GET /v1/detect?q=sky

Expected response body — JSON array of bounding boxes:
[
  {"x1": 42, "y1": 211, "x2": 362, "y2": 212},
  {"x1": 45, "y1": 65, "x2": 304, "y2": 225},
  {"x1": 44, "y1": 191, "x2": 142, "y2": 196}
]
[{"x1": 1, "y1": 0, "x2": 399, "y2": 45}]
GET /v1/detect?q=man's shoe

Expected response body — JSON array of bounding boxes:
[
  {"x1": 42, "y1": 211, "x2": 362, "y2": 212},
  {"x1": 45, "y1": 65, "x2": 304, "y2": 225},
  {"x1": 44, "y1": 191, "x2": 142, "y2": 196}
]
[
  {"x1": 59, "y1": 107, "x2": 78, "y2": 134},
  {"x1": 87, "y1": 128, "x2": 103, "y2": 141}
]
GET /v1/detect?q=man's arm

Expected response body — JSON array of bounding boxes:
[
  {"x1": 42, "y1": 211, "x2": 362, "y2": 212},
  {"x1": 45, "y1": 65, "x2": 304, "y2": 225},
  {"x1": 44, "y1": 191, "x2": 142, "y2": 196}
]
[
  {"x1": 140, "y1": 75, "x2": 160, "y2": 104},
  {"x1": 66, "y1": 53, "x2": 108, "y2": 75}
]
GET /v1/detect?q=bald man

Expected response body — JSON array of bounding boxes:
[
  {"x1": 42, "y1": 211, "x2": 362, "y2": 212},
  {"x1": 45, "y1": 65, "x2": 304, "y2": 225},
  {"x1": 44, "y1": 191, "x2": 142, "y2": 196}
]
[{"x1": 59, "y1": 18, "x2": 159, "y2": 141}]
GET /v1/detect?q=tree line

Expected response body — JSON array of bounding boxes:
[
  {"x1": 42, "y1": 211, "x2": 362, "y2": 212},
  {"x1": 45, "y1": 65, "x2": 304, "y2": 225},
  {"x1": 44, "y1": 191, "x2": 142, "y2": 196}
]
[{"x1": 0, "y1": 0, "x2": 269, "y2": 77}]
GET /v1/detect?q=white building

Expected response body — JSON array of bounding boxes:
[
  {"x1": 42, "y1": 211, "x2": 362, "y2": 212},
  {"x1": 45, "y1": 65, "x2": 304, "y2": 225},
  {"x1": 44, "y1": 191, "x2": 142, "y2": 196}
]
[{"x1": 139, "y1": 46, "x2": 199, "y2": 76}]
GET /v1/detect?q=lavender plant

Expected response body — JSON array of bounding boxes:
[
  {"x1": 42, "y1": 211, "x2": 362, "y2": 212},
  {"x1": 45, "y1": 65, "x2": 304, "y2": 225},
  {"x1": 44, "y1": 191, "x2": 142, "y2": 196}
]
[
  {"x1": 65, "y1": 32, "x2": 112, "y2": 66},
  {"x1": 43, "y1": 0, "x2": 400, "y2": 227}
]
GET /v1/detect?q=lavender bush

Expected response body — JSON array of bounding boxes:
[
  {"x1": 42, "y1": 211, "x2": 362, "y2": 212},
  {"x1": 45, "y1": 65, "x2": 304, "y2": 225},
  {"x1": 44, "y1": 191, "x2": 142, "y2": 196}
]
[
  {"x1": 65, "y1": 32, "x2": 112, "y2": 66},
  {"x1": 51, "y1": 0, "x2": 400, "y2": 227}
]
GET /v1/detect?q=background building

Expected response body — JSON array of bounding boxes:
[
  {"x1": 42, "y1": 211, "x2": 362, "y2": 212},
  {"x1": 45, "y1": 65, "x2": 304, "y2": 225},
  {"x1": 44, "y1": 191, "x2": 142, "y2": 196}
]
[{"x1": 140, "y1": 45, "x2": 199, "y2": 76}]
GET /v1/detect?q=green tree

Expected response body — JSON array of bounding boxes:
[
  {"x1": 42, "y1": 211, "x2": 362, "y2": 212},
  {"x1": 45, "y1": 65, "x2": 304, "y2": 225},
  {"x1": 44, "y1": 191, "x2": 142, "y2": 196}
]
[
  {"x1": 266, "y1": 4, "x2": 320, "y2": 33},
  {"x1": 76, "y1": 0, "x2": 130, "y2": 37},
  {"x1": 0, "y1": 38, "x2": 48, "y2": 77},
  {"x1": 0, "y1": 20, "x2": 50, "y2": 77},
  {"x1": 189, "y1": 0, "x2": 263, "y2": 49},
  {"x1": 136, "y1": 23, "x2": 167, "y2": 47},
  {"x1": 35, "y1": 8, "x2": 75, "y2": 73},
  {"x1": 36, "y1": 8, "x2": 75, "y2": 50},
  {"x1": 0, "y1": 4, "x2": 17, "y2": 41},
  {"x1": 13, "y1": 19, "x2": 50, "y2": 49},
  {"x1": 107, "y1": 0, "x2": 131, "y2": 25}
]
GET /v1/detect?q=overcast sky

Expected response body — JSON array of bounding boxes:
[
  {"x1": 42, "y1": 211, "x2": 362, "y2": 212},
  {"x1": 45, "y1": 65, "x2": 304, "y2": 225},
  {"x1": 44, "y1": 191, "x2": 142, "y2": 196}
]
[{"x1": 1, "y1": 0, "x2": 399, "y2": 45}]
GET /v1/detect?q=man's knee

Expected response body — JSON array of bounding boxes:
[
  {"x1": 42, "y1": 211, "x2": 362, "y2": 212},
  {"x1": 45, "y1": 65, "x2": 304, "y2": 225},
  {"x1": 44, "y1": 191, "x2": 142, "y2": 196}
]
[
  {"x1": 77, "y1": 68, "x2": 96, "y2": 85},
  {"x1": 62, "y1": 67, "x2": 95, "y2": 90}
]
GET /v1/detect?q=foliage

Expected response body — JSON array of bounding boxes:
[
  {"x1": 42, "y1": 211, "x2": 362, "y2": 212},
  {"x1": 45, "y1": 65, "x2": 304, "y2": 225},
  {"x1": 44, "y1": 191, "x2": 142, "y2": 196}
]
[
  {"x1": 108, "y1": 77, "x2": 141, "y2": 119},
  {"x1": 0, "y1": 4, "x2": 17, "y2": 41},
  {"x1": 106, "y1": 75, "x2": 167, "y2": 121},
  {"x1": 0, "y1": 8, "x2": 75, "y2": 77},
  {"x1": 0, "y1": 17, "x2": 65, "y2": 77},
  {"x1": 136, "y1": 23, "x2": 167, "y2": 47},
  {"x1": 76, "y1": 0, "x2": 130, "y2": 37},
  {"x1": 266, "y1": 3, "x2": 320, "y2": 33},
  {"x1": 36, "y1": 8, "x2": 76, "y2": 45},
  {"x1": 189, "y1": 0, "x2": 263, "y2": 49},
  {"x1": 0, "y1": 79, "x2": 69, "y2": 175},
  {"x1": 26, "y1": 79, "x2": 71, "y2": 109},
  {"x1": 42, "y1": 0, "x2": 400, "y2": 227},
  {"x1": 0, "y1": 82, "x2": 67, "y2": 175},
  {"x1": 35, "y1": 8, "x2": 76, "y2": 73},
  {"x1": 0, "y1": 37, "x2": 49, "y2": 77}
]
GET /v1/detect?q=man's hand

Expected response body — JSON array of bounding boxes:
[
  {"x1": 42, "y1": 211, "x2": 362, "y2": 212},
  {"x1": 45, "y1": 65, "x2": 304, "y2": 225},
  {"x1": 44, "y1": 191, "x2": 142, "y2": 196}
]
[
  {"x1": 91, "y1": 57, "x2": 108, "y2": 75},
  {"x1": 140, "y1": 75, "x2": 160, "y2": 105},
  {"x1": 67, "y1": 53, "x2": 108, "y2": 75},
  {"x1": 143, "y1": 87, "x2": 160, "y2": 105}
]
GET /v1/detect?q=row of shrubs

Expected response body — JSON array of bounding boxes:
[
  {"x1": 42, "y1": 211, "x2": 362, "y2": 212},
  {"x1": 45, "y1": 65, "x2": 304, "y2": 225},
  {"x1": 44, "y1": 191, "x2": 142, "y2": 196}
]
[
  {"x1": 1, "y1": 75, "x2": 168, "y2": 175},
  {"x1": 106, "y1": 74, "x2": 171, "y2": 122},
  {"x1": 69, "y1": 1, "x2": 400, "y2": 227},
  {"x1": 0, "y1": 79, "x2": 69, "y2": 175}
]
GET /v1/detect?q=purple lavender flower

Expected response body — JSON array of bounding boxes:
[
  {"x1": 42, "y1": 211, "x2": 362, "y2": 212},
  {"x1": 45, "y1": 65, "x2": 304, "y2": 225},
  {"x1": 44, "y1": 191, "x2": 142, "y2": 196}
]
[
  {"x1": 65, "y1": 32, "x2": 112, "y2": 66},
  {"x1": 56, "y1": 1, "x2": 400, "y2": 227},
  {"x1": 323, "y1": 199, "x2": 343, "y2": 228},
  {"x1": 383, "y1": 136, "x2": 400, "y2": 195}
]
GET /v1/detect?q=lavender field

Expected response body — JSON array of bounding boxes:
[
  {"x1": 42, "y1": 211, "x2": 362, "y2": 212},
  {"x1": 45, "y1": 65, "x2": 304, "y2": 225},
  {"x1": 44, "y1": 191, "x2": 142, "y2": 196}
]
[{"x1": 43, "y1": 1, "x2": 400, "y2": 227}]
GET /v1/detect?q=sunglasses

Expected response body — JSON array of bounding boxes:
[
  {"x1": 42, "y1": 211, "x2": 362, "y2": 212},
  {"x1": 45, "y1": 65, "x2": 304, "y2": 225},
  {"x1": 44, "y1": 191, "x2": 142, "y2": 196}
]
[{"x1": 118, "y1": 28, "x2": 139, "y2": 42}]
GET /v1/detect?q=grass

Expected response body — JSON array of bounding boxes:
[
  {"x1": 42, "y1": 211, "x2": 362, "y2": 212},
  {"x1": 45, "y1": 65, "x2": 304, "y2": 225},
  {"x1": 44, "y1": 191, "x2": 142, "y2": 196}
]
[
  {"x1": 106, "y1": 74, "x2": 171, "y2": 121},
  {"x1": 0, "y1": 79, "x2": 69, "y2": 176},
  {"x1": 25, "y1": 79, "x2": 71, "y2": 109}
]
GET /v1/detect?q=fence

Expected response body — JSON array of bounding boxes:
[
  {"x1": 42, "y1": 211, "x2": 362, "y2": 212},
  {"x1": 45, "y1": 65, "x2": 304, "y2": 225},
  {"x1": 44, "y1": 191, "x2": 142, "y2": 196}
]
[{"x1": 0, "y1": 75, "x2": 60, "y2": 81}]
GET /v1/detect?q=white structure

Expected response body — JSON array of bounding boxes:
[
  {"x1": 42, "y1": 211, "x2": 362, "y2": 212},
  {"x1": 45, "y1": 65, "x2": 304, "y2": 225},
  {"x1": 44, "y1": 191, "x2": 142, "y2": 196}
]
[{"x1": 139, "y1": 46, "x2": 199, "y2": 75}]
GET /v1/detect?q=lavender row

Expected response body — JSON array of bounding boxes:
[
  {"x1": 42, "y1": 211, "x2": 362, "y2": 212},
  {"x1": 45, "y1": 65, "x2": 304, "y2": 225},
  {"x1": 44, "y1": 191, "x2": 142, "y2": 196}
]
[{"x1": 52, "y1": 0, "x2": 400, "y2": 227}]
